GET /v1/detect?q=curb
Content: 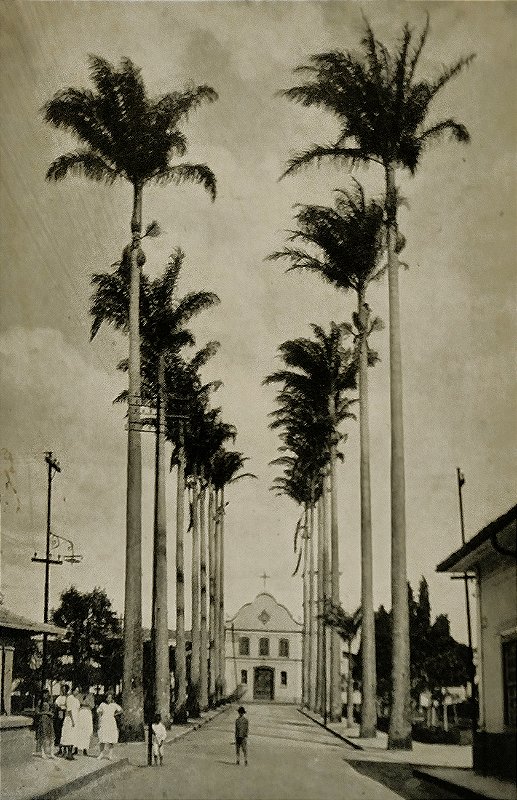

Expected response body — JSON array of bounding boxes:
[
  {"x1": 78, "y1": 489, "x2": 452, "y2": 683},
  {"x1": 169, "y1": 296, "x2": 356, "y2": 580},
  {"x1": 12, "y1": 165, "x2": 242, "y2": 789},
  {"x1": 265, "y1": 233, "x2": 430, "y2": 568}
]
[
  {"x1": 297, "y1": 707, "x2": 363, "y2": 750},
  {"x1": 165, "y1": 705, "x2": 229, "y2": 746},
  {"x1": 29, "y1": 757, "x2": 130, "y2": 800},
  {"x1": 28, "y1": 705, "x2": 229, "y2": 800},
  {"x1": 412, "y1": 769, "x2": 498, "y2": 800}
]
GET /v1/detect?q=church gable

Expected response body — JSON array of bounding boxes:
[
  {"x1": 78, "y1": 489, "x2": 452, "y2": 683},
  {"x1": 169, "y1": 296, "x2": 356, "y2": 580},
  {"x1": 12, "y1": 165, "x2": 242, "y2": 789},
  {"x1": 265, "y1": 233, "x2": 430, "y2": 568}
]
[{"x1": 229, "y1": 592, "x2": 301, "y2": 631}]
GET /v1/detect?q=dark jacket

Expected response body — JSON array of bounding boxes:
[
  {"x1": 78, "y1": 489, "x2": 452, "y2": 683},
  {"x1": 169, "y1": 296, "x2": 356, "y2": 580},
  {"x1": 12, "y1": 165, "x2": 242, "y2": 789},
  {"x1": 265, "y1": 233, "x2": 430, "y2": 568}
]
[{"x1": 235, "y1": 715, "x2": 249, "y2": 740}]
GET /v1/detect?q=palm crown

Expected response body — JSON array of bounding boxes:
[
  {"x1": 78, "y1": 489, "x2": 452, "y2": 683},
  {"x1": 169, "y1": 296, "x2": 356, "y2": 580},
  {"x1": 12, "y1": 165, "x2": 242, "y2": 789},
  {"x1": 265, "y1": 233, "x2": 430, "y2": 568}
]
[
  {"x1": 269, "y1": 181, "x2": 385, "y2": 296},
  {"x1": 43, "y1": 55, "x2": 217, "y2": 197},
  {"x1": 282, "y1": 16, "x2": 474, "y2": 176}
]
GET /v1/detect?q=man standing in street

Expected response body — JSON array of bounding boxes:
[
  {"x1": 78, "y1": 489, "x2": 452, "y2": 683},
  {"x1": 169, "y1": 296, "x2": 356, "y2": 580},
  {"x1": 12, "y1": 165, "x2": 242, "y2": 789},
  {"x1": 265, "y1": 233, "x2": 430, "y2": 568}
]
[
  {"x1": 53, "y1": 684, "x2": 69, "y2": 756},
  {"x1": 235, "y1": 706, "x2": 249, "y2": 766}
]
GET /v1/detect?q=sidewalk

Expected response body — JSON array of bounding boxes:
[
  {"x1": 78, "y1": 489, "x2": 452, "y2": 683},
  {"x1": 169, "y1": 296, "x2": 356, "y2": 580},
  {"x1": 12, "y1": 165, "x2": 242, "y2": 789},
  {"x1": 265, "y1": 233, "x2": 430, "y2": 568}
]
[
  {"x1": 0, "y1": 706, "x2": 229, "y2": 800},
  {"x1": 299, "y1": 708, "x2": 472, "y2": 767},
  {"x1": 299, "y1": 709, "x2": 517, "y2": 800},
  {"x1": 413, "y1": 767, "x2": 517, "y2": 800},
  {"x1": 0, "y1": 714, "x2": 33, "y2": 730}
]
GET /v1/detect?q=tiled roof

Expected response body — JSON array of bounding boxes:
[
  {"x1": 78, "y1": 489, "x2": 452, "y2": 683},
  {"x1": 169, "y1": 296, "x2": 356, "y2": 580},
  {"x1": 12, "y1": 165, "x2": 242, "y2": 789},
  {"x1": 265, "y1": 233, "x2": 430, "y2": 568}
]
[{"x1": 0, "y1": 606, "x2": 66, "y2": 636}]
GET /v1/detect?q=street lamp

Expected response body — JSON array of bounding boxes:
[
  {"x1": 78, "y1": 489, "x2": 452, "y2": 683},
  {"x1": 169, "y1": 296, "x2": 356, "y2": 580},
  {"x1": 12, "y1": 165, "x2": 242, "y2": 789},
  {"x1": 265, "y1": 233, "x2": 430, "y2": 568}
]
[{"x1": 32, "y1": 453, "x2": 82, "y2": 704}]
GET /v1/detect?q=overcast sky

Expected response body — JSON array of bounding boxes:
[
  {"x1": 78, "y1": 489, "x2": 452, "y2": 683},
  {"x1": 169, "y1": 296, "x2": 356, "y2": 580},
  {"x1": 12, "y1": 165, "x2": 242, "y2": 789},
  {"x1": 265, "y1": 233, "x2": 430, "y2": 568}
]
[{"x1": 0, "y1": 0, "x2": 515, "y2": 642}]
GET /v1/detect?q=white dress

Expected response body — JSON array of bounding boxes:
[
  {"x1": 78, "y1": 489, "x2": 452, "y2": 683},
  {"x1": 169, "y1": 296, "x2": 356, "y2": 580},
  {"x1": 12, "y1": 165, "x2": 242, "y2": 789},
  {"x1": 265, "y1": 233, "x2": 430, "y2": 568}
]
[
  {"x1": 60, "y1": 694, "x2": 80, "y2": 746},
  {"x1": 76, "y1": 704, "x2": 93, "y2": 751},
  {"x1": 97, "y1": 702, "x2": 122, "y2": 744}
]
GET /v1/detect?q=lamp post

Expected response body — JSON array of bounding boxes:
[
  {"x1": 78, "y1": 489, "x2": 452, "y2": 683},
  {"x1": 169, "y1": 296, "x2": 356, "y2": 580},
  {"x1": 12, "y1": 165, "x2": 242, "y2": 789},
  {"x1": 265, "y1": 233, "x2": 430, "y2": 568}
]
[{"x1": 32, "y1": 455, "x2": 82, "y2": 705}]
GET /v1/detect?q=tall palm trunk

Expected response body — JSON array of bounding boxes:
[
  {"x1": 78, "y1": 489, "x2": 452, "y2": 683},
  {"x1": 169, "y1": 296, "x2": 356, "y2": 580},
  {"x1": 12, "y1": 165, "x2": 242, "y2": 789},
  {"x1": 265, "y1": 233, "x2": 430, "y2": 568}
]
[
  {"x1": 358, "y1": 293, "x2": 377, "y2": 738},
  {"x1": 199, "y1": 473, "x2": 209, "y2": 711},
  {"x1": 214, "y1": 489, "x2": 221, "y2": 702},
  {"x1": 315, "y1": 492, "x2": 324, "y2": 714},
  {"x1": 174, "y1": 425, "x2": 187, "y2": 722},
  {"x1": 190, "y1": 472, "x2": 201, "y2": 716},
  {"x1": 208, "y1": 483, "x2": 216, "y2": 705},
  {"x1": 308, "y1": 499, "x2": 317, "y2": 710},
  {"x1": 324, "y1": 466, "x2": 332, "y2": 720},
  {"x1": 329, "y1": 427, "x2": 342, "y2": 722},
  {"x1": 385, "y1": 163, "x2": 411, "y2": 750},
  {"x1": 218, "y1": 487, "x2": 226, "y2": 700},
  {"x1": 302, "y1": 506, "x2": 309, "y2": 708},
  {"x1": 122, "y1": 182, "x2": 144, "y2": 740},
  {"x1": 346, "y1": 640, "x2": 354, "y2": 728},
  {"x1": 152, "y1": 354, "x2": 170, "y2": 727}
]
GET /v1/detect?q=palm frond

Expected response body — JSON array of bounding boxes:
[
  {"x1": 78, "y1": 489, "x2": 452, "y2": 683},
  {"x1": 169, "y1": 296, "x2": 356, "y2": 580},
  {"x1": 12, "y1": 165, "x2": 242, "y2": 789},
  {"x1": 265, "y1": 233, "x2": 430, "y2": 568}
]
[
  {"x1": 46, "y1": 150, "x2": 118, "y2": 184},
  {"x1": 281, "y1": 145, "x2": 370, "y2": 179},
  {"x1": 154, "y1": 163, "x2": 217, "y2": 201}
]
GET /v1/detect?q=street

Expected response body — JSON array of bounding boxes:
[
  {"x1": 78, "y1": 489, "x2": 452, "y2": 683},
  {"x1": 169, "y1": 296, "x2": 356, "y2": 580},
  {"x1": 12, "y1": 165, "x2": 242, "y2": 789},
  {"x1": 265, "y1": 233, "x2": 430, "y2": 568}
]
[{"x1": 67, "y1": 705, "x2": 403, "y2": 800}]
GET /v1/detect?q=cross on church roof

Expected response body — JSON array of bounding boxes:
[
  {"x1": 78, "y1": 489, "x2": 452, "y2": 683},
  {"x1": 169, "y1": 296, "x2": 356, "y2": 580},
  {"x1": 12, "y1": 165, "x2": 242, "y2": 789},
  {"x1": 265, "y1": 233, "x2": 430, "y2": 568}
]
[{"x1": 260, "y1": 571, "x2": 270, "y2": 590}]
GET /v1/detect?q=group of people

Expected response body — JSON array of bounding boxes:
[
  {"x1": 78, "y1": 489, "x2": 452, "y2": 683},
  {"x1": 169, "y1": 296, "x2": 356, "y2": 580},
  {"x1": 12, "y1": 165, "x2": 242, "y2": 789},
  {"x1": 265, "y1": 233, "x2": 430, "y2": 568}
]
[{"x1": 34, "y1": 684, "x2": 122, "y2": 761}]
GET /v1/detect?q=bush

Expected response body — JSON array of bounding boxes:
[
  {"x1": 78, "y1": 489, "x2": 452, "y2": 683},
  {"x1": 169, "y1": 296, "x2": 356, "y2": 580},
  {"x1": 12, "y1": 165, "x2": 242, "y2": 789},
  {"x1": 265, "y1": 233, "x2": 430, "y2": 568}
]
[{"x1": 412, "y1": 724, "x2": 461, "y2": 745}]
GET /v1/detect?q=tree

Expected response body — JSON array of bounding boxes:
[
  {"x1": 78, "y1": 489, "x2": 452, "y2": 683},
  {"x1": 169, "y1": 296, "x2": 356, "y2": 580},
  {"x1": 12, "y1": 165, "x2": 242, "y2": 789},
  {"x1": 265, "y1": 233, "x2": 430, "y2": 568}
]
[
  {"x1": 281, "y1": 17, "x2": 474, "y2": 749},
  {"x1": 210, "y1": 449, "x2": 256, "y2": 702},
  {"x1": 269, "y1": 181, "x2": 385, "y2": 736},
  {"x1": 322, "y1": 602, "x2": 362, "y2": 727},
  {"x1": 43, "y1": 56, "x2": 217, "y2": 739},
  {"x1": 165, "y1": 344, "x2": 221, "y2": 721},
  {"x1": 91, "y1": 248, "x2": 219, "y2": 726},
  {"x1": 51, "y1": 586, "x2": 122, "y2": 691},
  {"x1": 266, "y1": 322, "x2": 357, "y2": 720}
]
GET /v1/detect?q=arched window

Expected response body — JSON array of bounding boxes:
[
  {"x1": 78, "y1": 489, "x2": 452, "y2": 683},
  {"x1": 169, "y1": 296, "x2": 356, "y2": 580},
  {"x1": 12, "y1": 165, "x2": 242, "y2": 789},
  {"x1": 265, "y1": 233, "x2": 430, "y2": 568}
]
[
  {"x1": 239, "y1": 636, "x2": 250, "y2": 656},
  {"x1": 279, "y1": 638, "x2": 289, "y2": 658},
  {"x1": 259, "y1": 637, "x2": 269, "y2": 656}
]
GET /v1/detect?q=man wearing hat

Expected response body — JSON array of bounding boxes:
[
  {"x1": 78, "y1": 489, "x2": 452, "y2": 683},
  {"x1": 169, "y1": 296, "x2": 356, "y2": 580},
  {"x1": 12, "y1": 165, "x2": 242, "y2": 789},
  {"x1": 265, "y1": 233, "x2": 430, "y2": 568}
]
[{"x1": 235, "y1": 706, "x2": 249, "y2": 765}]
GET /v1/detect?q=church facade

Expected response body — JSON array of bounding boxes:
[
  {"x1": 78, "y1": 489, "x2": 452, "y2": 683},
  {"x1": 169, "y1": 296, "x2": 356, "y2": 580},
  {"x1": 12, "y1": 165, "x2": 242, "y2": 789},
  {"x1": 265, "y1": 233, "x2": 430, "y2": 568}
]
[{"x1": 224, "y1": 592, "x2": 302, "y2": 704}]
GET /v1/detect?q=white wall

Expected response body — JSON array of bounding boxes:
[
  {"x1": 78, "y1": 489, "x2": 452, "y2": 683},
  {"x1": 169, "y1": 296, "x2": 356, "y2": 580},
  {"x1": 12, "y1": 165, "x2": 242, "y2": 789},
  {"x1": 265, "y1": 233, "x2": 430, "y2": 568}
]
[{"x1": 478, "y1": 558, "x2": 517, "y2": 733}]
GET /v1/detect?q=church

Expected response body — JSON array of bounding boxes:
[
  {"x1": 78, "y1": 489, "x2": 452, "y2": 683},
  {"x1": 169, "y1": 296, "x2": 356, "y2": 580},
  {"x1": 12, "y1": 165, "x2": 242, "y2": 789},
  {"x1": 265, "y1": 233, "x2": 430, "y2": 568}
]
[{"x1": 224, "y1": 592, "x2": 302, "y2": 704}]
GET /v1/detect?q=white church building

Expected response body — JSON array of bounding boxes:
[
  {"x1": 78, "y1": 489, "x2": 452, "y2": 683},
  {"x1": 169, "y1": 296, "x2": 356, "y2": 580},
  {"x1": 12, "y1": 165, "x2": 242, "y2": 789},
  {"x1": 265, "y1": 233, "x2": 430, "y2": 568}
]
[{"x1": 224, "y1": 593, "x2": 302, "y2": 704}]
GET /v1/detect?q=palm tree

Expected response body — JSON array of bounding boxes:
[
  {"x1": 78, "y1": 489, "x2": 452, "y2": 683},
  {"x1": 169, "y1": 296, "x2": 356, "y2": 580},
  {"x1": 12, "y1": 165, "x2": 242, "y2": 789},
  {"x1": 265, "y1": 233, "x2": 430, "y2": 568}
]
[
  {"x1": 211, "y1": 449, "x2": 256, "y2": 701},
  {"x1": 268, "y1": 182, "x2": 385, "y2": 736},
  {"x1": 323, "y1": 603, "x2": 362, "y2": 727},
  {"x1": 44, "y1": 56, "x2": 217, "y2": 739},
  {"x1": 281, "y1": 18, "x2": 474, "y2": 748},
  {"x1": 166, "y1": 342, "x2": 219, "y2": 724},
  {"x1": 90, "y1": 249, "x2": 219, "y2": 727},
  {"x1": 165, "y1": 344, "x2": 221, "y2": 722},
  {"x1": 266, "y1": 323, "x2": 357, "y2": 721}
]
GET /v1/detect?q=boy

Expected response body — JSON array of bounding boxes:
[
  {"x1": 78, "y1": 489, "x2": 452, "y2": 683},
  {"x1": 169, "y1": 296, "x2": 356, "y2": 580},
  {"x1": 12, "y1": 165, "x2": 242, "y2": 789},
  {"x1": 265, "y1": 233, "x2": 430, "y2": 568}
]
[
  {"x1": 151, "y1": 713, "x2": 167, "y2": 765},
  {"x1": 235, "y1": 706, "x2": 248, "y2": 765}
]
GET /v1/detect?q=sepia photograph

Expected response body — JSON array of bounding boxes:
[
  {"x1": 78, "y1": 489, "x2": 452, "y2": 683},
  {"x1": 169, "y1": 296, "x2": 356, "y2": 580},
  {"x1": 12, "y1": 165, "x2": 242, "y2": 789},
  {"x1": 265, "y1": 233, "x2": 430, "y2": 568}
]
[{"x1": 0, "y1": 1, "x2": 515, "y2": 798}]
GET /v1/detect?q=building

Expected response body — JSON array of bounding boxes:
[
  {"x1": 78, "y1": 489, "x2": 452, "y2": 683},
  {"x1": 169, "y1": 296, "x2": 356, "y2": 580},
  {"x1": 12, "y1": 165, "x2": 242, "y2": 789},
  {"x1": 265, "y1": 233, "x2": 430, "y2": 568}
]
[
  {"x1": 0, "y1": 605, "x2": 64, "y2": 715},
  {"x1": 225, "y1": 593, "x2": 302, "y2": 703},
  {"x1": 437, "y1": 503, "x2": 516, "y2": 781}
]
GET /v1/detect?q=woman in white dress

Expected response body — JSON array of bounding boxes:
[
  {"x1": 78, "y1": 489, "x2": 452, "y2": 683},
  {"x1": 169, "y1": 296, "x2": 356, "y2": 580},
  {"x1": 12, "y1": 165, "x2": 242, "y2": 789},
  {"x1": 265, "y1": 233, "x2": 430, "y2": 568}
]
[
  {"x1": 60, "y1": 687, "x2": 80, "y2": 759},
  {"x1": 96, "y1": 692, "x2": 122, "y2": 760},
  {"x1": 76, "y1": 691, "x2": 94, "y2": 755}
]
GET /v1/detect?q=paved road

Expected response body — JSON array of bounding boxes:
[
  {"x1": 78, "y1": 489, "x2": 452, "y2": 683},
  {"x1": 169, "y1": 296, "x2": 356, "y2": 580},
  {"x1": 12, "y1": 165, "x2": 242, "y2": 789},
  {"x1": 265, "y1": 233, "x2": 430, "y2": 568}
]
[{"x1": 68, "y1": 704, "x2": 402, "y2": 800}]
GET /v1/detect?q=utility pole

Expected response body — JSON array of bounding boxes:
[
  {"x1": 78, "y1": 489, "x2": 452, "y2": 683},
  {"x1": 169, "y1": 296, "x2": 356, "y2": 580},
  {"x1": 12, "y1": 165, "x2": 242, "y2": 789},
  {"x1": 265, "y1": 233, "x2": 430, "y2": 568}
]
[
  {"x1": 456, "y1": 468, "x2": 477, "y2": 735},
  {"x1": 32, "y1": 452, "x2": 61, "y2": 703}
]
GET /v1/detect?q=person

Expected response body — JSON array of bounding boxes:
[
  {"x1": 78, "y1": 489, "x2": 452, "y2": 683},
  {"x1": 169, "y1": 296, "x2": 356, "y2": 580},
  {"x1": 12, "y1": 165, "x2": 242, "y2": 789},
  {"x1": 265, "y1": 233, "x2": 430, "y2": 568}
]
[
  {"x1": 97, "y1": 692, "x2": 122, "y2": 760},
  {"x1": 235, "y1": 706, "x2": 249, "y2": 766},
  {"x1": 53, "y1": 683, "x2": 69, "y2": 756},
  {"x1": 151, "y1": 712, "x2": 167, "y2": 766},
  {"x1": 76, "y1": 690, "x2": 94, "y2": 755},
  {"x1": 60, "y1": 686, "x2": 80, "y2": 760},
  {"x1": 33, "y1": 690, "x2": 55, "y2": 759}
]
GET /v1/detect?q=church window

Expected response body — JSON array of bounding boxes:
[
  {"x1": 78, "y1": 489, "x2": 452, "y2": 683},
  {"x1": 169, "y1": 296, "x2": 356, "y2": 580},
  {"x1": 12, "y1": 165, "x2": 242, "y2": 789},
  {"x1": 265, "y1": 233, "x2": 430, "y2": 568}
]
[
  {"x1": 239, "y1": 636, "x2": 250, "y2": 656},
  {"x1": 279, "y1": 638, "x2": 289, "y2": 658},
  {"x1": 259, "y1": 637, "x2": 269, "y2": 656},
  {"x1": 281, "y1": 671, "x2": 287, "y2": 686},
  {"x1": 241, "y1": 669, "x2": 248, "y2": 685}
]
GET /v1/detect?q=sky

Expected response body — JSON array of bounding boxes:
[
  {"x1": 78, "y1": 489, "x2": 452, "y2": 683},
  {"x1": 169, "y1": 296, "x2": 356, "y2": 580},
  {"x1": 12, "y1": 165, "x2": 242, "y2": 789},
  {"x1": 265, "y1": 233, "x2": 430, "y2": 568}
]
[{"x1": 0, "y1": 0, "x2": 515, "y2": 644}]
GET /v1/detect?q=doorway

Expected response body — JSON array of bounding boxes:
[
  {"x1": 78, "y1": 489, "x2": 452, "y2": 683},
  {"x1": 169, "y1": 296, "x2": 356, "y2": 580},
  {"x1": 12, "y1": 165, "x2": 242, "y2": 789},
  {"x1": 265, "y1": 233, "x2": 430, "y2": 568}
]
[{"x1": 254, "y1": 666, "x2": 274, "y2": 701}]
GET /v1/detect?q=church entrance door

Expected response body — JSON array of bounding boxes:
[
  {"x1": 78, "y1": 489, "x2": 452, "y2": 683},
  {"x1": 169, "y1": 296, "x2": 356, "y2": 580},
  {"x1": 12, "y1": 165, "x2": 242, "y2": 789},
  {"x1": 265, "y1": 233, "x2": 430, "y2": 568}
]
[{"x1": 254, "y1": 666, "x2": 274, "y2": 701}]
